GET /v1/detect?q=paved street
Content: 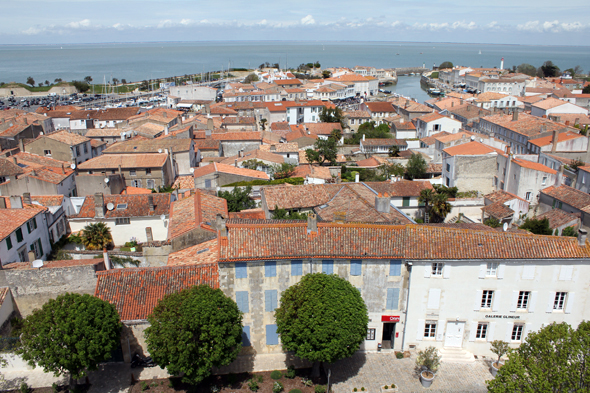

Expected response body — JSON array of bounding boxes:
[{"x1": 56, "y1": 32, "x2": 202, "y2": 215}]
[{"x1": 1, "y1": 352, "x2": 494, "y2": 393}]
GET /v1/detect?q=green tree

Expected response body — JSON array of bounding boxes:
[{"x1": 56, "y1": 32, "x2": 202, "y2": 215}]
[
  {"x1": 145, "y1": 285, "x2": 243, "y2": 385},
  {"x1": 121, "y1": 78, "x2": 127, "y2": 84},
  {"x1": 322, "y1": 70, "x2": 332, "y2": 79},
  {"x1": 570, "y1": 158, "x2": 585, "y2": 171},
  {"x1": 271, "y1": 205, "x2": 308, "y2": 220},
  {"x1": 519, "y1": 217, "x2": 552, "y2": 235},
  {"x1": 538, "y1": 61, "x2": 560, "y2": 78},
  {"x1": 26, "y1": 76, "x2": 35, "y2": 87},
  {"x1": 54, "y1": 78, "x2": 62, "y2": 83},
  {"x1": 306, "y1": 138, "x2": 338, "y2": 165},
  {"x1": 562, "y1": 226, "x2": 577, "y2": 237},
  {"x1": 241, "y1": 159, "x2": 267, "y2": 171},
  {"x1": 438, "y1": 61, "x2": 453, "y2": 69},
  {"x1": 218, "y1": 186, "x2": 256, "y2": 212},
  {"x1": 259, "y1": 118, "x2": 268, "y2": 131},
  {"x1": 430, "y1": 193, "x2": 451, "y2": 223},
  {"x1": 84, "y1": 76, "x2": 93, "y2": 84},
  {"x1": 345, "y1": 122, "x2": 391, "y2": 145},
  {"x1": 405, "y1": 153, "x2": 427, "y2": 180},
  {"x1": 418, "y1": 188, "x2": 434, "y2": 222},
  {"x1": 319, "y1": 107, "x2": 344, "y2": 128},
  {"x1": 17, "y1": 293, "x2": 122, "y2": 388},
  {"x1": 432, "y1": 184, "x2": 458, "y2": 198},
  {"x1": 244, "y1": 73, "x2": 259, "y2": 84},
  {"x1": 388, "y1": 145, "x2": 400, "y2": 157},
  {"x1": 71, "y1": 80, "x2": 90, "y2": 93},
  {"x1": 275, "y1": 273, "x2": 368, "y2": 377},
  {"x1": 488, "y1": 322, "x2": 590, "y2": 393},
  {"x1": 271, "y1": 163, "x2": 296, "y2": 179},
  {"x1": 516, "y1": 63, "x2": 537, "y2": 77},
  {"x1": 484, "y1": 217, "x2": 502, "y2": 228},
  {"x1": 44, "y1": 80, "x2": 50, "y2": 86},
  {"x1": 583, "y1": 86, "x2": 590, "y2": 94},
  {"x1": 378, "y1": 162, "x2": 405, "y2": 179},
  {"x1": 81, "y1": 222, "x2": 112, "y2": 250}
]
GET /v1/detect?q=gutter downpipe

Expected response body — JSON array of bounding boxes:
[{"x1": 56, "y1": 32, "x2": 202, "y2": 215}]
[{"x1": 401, "y1": 261, "x2": 413, "y2": 351}]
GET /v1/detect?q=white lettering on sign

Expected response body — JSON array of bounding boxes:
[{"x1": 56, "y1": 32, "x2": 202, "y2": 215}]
[{"x1": 485, "y1": 315, "x2": 521, "y2": 319}]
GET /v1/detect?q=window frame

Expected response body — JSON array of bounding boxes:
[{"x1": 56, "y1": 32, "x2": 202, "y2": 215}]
[
  {"x1": 516, "y1": 291, "x2": 530, "y2": 310},
  {"x1": 366, "y1": 328, "x2": 376, "y2": 340},
  {"x1": 431, "y1": 262, "x2": 444, "y2": 276},
  {"x1": 424, "y1": 321, "x2": 437, "y2": 339},
  {"x1": 486, "y1": 262, "x2": 498, "y2": 277},
  {"x1": 476, "y1": 323, "x2": 488, "y2": 340},
  {"x1": 16, "y1": 228, "x2": 23, "y2": 243},
  {"x1": 115, "y1": 217, "x2": 130, "y2": 225},
  {"x1": 554, "y1": 292, "x2": 567, "y2": 311},
  {"x1": 481, "y1": 290, "x2": 494, "y2": 309},
  {"x1": 511, "y1": 324, "x2": 524, "y2": 342}
]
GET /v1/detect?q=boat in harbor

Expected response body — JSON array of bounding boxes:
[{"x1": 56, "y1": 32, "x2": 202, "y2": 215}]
[{"x1": 428, "y1": 88, "x2": 444, "y2": 96}]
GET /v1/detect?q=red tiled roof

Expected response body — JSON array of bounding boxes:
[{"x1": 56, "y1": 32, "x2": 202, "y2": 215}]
[
  {"x1": 536, "y1": 209, "x2": 580, "y2": 229},
  {"x1": 0, "y1": 158, "x2": 24, "y2": 177},
  {"x1": 121, "y1": 187, "x2": 152, "y2": 195},
  {"x1": 192, "y1": 162, "x2": 269, "y2": 180},
  {"x1": 69, "y1": 194, "x2": 171, "y2": 219},
  {"x1": 512, "y1": 158, "x2": 557, "y2": 174},
  {"x1": 443, "y1": 141, "x2": 502, "y2": 156},
  {"x1": 167, "y1": 239, "x2": 219, "y2": 266},
  {"x1": 541, "y1": 185, "x2": 590, "y2": 211},
  {"x1": 482, "y1": 202, "x2": 514, "y2": 220},
  {"x1": 77, "y1": 153, "x2": 168, "y2": 170},
  {"x1": 218, "y1": 222, "x2": 590, "y2": 261},
  {"x1": 485, "y1": 190, "x2": 527, "y2": 204},
  {"x1": 365, "y1": 102, "x2": 395, "y2": 113},
  {"x1": 365, "y1": 180, "x2": 433, "y2": 197},
  {"x1": 528, "y1": 131, "x2": 583, "y2": 148},
  {"x1": 0, "y1": 206, "x2": 47, "y2": 241},
  {"x1": 168, "y1": 192, "x2": 228, "y2": 239},
  {"x1": 211, "y1": 132, "x2": 262, "y2": 141},
  {"x1": 94, "y1": 264, "x2": 219, "y2": 321}
]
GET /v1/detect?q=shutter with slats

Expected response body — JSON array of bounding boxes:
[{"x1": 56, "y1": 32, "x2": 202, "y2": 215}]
[
  {"x1": 265, "y1": 261, "x2": 276, "y2": 277},
  {"x1": 565, "y1": 292, "x2": 575, "y2": 314},
  {"x1": 424, "y1": 264, "x2": 432, "y2": 278},
  {"x1": 497, "y1": 263, "x2": 506, "y2": 279},
  {"x1": 443, "y1": 264, "x2": 451, "y2": 279},
  {"x1": 478, "y1": 263, "x2": 486, "y2": 279},
  {"x1": 492, "y1": 291, "x2": 500, "y2": 312},
  {"x1": 524, "y1": 323, "x2": 532, "y2": 339},
  {"x1": 474, "y1": 290, "x2": 483, "y2": 311},
  {"x1": 487, "y1": 322, "x2": 496, "y2": 342},
  {"x1": 242, "y1": 326, "x2": 251, "y2": 346},
  {"x1": 436, "y1": 319, "x2": 445, "y2": 341},
  {"x1": 322, "y1": 260, "x2": 334, "y2": 274},
  {"x1": 416, "y1": 319, "x2": 425, "y2": 341},
  {"x1": 505, "y1": 323, "x2": 513, "y2": 342},
  {"x1": 265, "y1": 290, "x2": 277, "y2": 312},
  {"x1": 236, "y1": 291, "x2": 249, "y2": 313},
  {"x1": 427, "y1": 288, "x2": 441, "y2": 310},
  {"x1": 235, "y1": 262, "x2": 247, "y2": 279},
  {"x1": 510, "y1": 291, "x2": 518, "y2": 312},
  {"x1": 351, "y1": 260, "x2": 362, "y2": 276},
  {"x1": 529, "y1": 291, "x2": 537, "y2": 313},
  {"x1": 546, "y1": 292, "x2": 556, "y2": 313},
  {"x1": 386, "y1": 288, "x2": 400, "y2": 310},
  {"x1": 291, "y1": 260, "x2": 302, "y2": 276},
  {"x1": 469, "y1": 322, "x2": 478, "y2": 342},
  {"x1": 390, "y1": 260, "x2": 402, "y2": 276},
  {"x1": 266, "y1": 324, "x2": 279, "y2": 345}
]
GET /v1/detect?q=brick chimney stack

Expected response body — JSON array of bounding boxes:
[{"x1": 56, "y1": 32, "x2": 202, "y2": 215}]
[
  {"x1": 94, "y1": 193, "x2": 105, "y2": 218},
  {"x1": 148, "y1": 195, "x2": 154, "y2": 212},
  {"x1": 307, "y1": 213, "x2": 317, "y2": 234},
  {"x1": 375, "y1": 192, "x2": 391, "y2": 213}
]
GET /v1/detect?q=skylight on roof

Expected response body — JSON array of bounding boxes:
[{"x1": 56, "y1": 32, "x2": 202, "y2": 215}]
[
  {"x1": 116, "y1": 203, "x2": 128, "y2": 209},
  {"x1": 197, "y1": 248, "x2": 209, "y2": 254},
  {"x1": 17, "y1": 163, "x2": 27, "y2": 168}
]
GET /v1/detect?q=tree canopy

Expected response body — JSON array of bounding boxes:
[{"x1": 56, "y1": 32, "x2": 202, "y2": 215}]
[
  {"x1": 516, "y1": 64, "x2": 537, "y2": 77},
  {"x1": 26, "y1": 76, "x2": 35, "y2": 87},
  {"x1": 81, "y1": 222, "x2": 112, "y2": 250},
  {"x1": 305, "y1": 138, "x2": 338, "y2": 166},
  {"x1": 488, "y1": 321, "x2": 590, "y2": 393},
  {"x1": 519, "y1": 217, "x2": 552, "y2": 235},
  {"x1": 271, "y1": 163, "x2": 297, "y2": 179},
  {"x1": 272, "y1": 205, "x2": 308, "y2": 220},
  {"x1": 418, "y1": 188, "x2": 452, "y2": 223},
  {"x1": 345, "y1": 121, "x2": 391, "y2": 145},
  {"x1": 538, "y1": 61, "x2": 560, "y2": 78},
  {"x1": 218, "y1": 186, "x2": 256, "y2": 212},
  {"x1": 17, "y1": 293, "x2": 122, "y2": 387},
  {"x1": 275, "y1": 273, "x2": 368, "y2": 366},
  {"x1": 145, "y1": 285, "x2": 243, "y2": 385},
  {"x1": 405, "y1": 153, "x2": 427, "y2": 180},
  {"x1": 439, "y1": 61, "x2": 453, "y2": 69},
  {"x1": 243, "y1": 73, "x2": 259, "y2": 84},
  {"x1": 319, "y1": 107, "x2": 344, "y2": 128}
]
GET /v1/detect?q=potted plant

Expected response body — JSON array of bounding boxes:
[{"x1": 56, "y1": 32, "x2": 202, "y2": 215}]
[
  {"x1": 490, "y1": 340, "x2": 510, "y2": 377},
  {"x1": 416, "y1": 346, "x2": 441, "y2": 388},
  {"x1": 380, "y1": 383, "x2": 398, "y2": 392}
]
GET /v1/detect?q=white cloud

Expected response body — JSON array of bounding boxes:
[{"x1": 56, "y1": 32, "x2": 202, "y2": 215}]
[
  {"x1": 66, "y1": 19, "x2": 91, "y2": 29},
  {"x1": 518, "y1": 20, "x2": 587, "y2": 33},
  {"x1": 180, "y1": 19, "x2": 192, "y2": 26},
  {"x1": 561, "y1": 22, "x2": 584, "y2": 31},
  {"x1": 300, "y1": 15, "x2": 315, "y2": 25},
  {"x1": 517, "y1": 20, "x2": 540, "y2": 32},
  {"x1": 258, "y1": 19, "x2": 268, "y2": 26}
]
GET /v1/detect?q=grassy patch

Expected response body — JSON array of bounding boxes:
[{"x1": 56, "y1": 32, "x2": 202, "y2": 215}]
[
  {"x1": 430, "y1": 71, "x2": 439, "y2": 79},
  {"x1": 91, "y1": 84, "x2": 141, "y2": 94},
  {"x1": 1, "y1": 82, "x2": 70, "y2": 92}
]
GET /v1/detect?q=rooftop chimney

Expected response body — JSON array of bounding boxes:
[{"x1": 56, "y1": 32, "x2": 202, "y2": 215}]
[
  {"x1": 551, "y1": 129, "x2": 560, "y2": 153},
  {"x1": 207, "y1": 118, "x2": 214, "y2": 131},
  {"x1": 18, "y1": 139, "x2": 24, "y2": 152},
  {"x1": 94, "y1": 193, "x2": 105, "y2": 219},
  {"x1": 9, "y1": 196, "x2": 22, "y2": 209},
  {"x1": 148, "y1": 195, "x2": 154, "y2": 212},
  {"x1": 375, "y1": 192, "x2": 391, "y2": 213},
  {"x1": 164, "y1": 125, "x2": 169, "y2": 135},
  {"x1": 578, "y1": 228, "x2": 587, "y2": 246},
  {"x1": 307, "y1": 213, "x2": 317, "y2": 234},
  {"x1": 512, "y1": 111, "x2": 518, "y2": 121},
  {"x1": 216, "y1": 214, "x2": 227, "y2": 237},
  {"x1": 0, "y1": 198, "x2": 5, "y2": 209},
  {"x1": 103, "y1": 249, "x2": 110, "y2": 270},
  {"x1": 23, "y1": 192, "x2": 31, "y2": 205},
  {"x1": 23, "y1": 117, "x2": 28, "y2": 125},
  {"x1": 163, "y1": 112, "x2": 167, "y2": 118},
  {"x1": 235, "y1": 159, "x2": 238, "y2": 167},
  {"x1": 12, "y1": 157, "x2": 17, "y2": 165}
]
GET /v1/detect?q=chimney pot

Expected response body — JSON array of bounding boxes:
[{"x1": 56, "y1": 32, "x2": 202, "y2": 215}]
[
  {"x1": 23, "y1": 192, "x2": 31, "y2": 205},
  {"x1": 94, "y1": 193, "x2": 105, "y2": 219},
  {"x1": 148, "y1": 195, "x2": 154, "y2": 211},
  {"x1": 375, "y1": 193, "x2": 391, "y2": 213},
  {"x1": 512, "y1": 111, "x2": 518, "y2": 121},
  {"x1": 307, "y1": 213, "x2": 318, "y2": 234},
  {"x1": 578, "y1": 228, "x2": 587, "y2": 246},
  {"x1": 9, "y1": 196, "x2": 23, "y2": 209}
]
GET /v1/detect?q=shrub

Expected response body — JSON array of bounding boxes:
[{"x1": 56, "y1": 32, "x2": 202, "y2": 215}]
[
  {"x1": 257, "y1": 375, "x2": 264, "y2": 383},
  {"x1": 140, "y1": 381, "x2": 148, "y2": 391},
  {"x1": 353, "y1": 389, "x2": 358, "y2": 392},
  {"x1": 273, "y1": 381, "x2": 284, "y2": 393},
  {"x1": 384, "y1": 386, "x2": 389, "y2": 390},
  {"x1": 248, "y1": 379, "x2": 259, "y2": 392},
  {"x1": 20, "y1": 382, "x2": 30, "y2": 393},
  {"x1": 289, "y1": 390, "x2": 302, "y2": 393},
  {"x1": 52, "y1": 383, "x2": 59, "y2": 393},
  {"x1": 361, "y1": 388, "x2": 365, "y2": 392},
  {"x1": 315, "y1": 386, "x2": 327, "y2": 393},
  {"x1": 416, "y1": 346, "x2": 441, "y2": 374},
  {"x1": 396, "y1": 351, "x2": 404, "y2": 359},
  {"x1": 271, "y1": 370, "x2": 283, "y2": 380},
  {"x1": 301, "y1": 377, "x2": 313, "y2": 387},
  {"x1": 285, "y1": 365, "x2": 296, "y2": 379},
  {"x1": 391, "y1": 384, "x2": 396, "y2": 388}
]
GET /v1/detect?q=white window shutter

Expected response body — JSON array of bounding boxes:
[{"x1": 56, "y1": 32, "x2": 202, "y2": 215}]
[
  {"x1": 524, "y1": 323, "x2": 532, "y2": 339},
  {"x1": 428, "y1": 288, "x2": 441, "y2": 309},
  {"x1": 505, "y1": 323, "x2": 513, "y2": 342},
  {"x1": 565, "y1": 292, "x2": 575, "y2": 314},
  {"x1": 497, "y1": 263, "x2": 506, "y2": 279},
  {"x1": 510, "y1": 291, "x2": 518, "y2": 312},
  {"x1": 546, "y1": 292, "x2": 556, "y2": 313},
  {"x1": 469, "y1": 322, "x2": 477, "y2": 341},
  {"x1": 522, "y1": 265, "x2": 535, "y2": 280},
  {"x1": 478, "y1": 263, "x2": 486, "y2": 279},
  {"x1": 417, "y1": 319, "x2": 425, "y2": 341},
  {"x1": 492, "y1": 291, "x2": 500, "y2": 312},
  {"x1": 424, "y1": 264, "x2": 432, "y2": 278},
  {"x1": 474, "y1": 290, "x2": 483, "y2": 311},
  {"x1": 529, "y1": 291, "x2": 537, "y2": 313},
  {"x1": 443, "y1": 264, "x2": 451, "y2": 279},
  {"x1": 487, "y1": 322, "x2": 496, "y2": 342},
  {"x1": 436, "y1": 320, "x2": 445, "y2": 341},
  {"x1": 559, "y1": 265, "x2": 573, "y2": 281}
]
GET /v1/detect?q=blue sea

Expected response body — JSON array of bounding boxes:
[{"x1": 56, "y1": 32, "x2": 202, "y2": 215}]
[{"x1": 0, "y1": 41, "x2": 588, "y2": 100}]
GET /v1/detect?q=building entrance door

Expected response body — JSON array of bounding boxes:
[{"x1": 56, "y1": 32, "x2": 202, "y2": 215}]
[
  {"x1": 444, "y1": 321, "x2": 465, "y2": 348},
  {"x1": 382, "y1": 323, "x2": 396, "y2": 349}
]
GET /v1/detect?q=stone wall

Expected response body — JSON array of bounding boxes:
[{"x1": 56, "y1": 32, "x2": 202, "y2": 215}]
[
  {"x1": 394, "y1": 67, "x2": 430, "y2": 76},
  {"x1": 455, "y1": 155, "x2": 496, "y2": 194}
]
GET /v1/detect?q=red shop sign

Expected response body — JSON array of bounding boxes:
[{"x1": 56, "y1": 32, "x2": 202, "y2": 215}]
[{"x1": 381, "y1": 315, "x2": 400, "y2": 323}]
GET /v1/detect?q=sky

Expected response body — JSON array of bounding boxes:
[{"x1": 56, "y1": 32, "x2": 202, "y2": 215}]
[{"x1": 1, "y1": 0, "x2": 589, "y2": 46}]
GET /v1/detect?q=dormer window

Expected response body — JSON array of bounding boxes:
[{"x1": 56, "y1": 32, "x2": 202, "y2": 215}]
[{"x1": 116, "y1": 203, "x2": 128, "y2": 210}]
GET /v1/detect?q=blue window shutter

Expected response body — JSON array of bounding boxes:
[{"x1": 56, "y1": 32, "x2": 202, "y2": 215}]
[
  {"x1": 265, "y1": 261, "x2": 276, "y2": 277},
  {"x1": 390, "y1": 260, "x2": 402, "y2": 276},
  {"x1": 235, "y1": 262, "x2": 247, "y2": 279},
  {"x1": 266, "y1": 324, "x2": 279, "y2": 345},
  {"x1": 386, "y1": 288, "x2": 400, "y2": 310},
  {"x1": 291, "y1": 260, "x2": 303, "y2": 276},
  {"x1": 265, "y1": 290, "x2": 277, "y2": 312},
  {"x1": 236, "y1": 291, "x2": 249, "y2": 313},
  {"x1": 242, "y1": 326, "x2": 251, "y2": 346},
  {"x1": 322, "y1": 260, "x2": 334, "y2": 274},
  {"x1": 351, "y1": 260, "x2": 362, "y2": 276}
]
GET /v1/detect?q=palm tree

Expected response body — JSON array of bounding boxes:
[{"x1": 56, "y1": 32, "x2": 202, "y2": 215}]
[
  {"x1": 81, "y1": 223, "x2": 112, "y2": 250},
  {"x1": 430, "y1": 193, "x2": 452, "y2": 223},
  {"x1": 418, "y1": 189, "x2": 434, "y2": 223}
]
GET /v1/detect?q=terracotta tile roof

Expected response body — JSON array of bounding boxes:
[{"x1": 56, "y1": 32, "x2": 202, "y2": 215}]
[
  {"x1": 303, "y1": 123, "x2": 343, "y2": 136},
  {"x1": 482, "y1": 202, "x2": 514, "y2": 220},
  {"x1": 168, "y1": 191, "x2": 228, "y2": 240},
  {"x1": 121, "y1": 186, "x2": 152, "y2": 195},
  {"x1": 259, "y1": 143, "x2": 299, "y2": 153},
  {"x1": 19, "y1": 166, "x2": 74, "y2": 184},
  {"x1": 343, "y1": 110, "x2": 371, "y2": 119},
  {"x1": 434, "y1": 131, "x2": 474, "y2": 144},
  {"x1": 548, "y1": 114, "x2": 590, "y2": 126},
  {"x1": 356, "y1": 157, "x2": 382, "y2": 168},
  {"x1": 102, "y1": 139, "x2": 192, "y2": 153},
  {"x1": 365, "y1": 102, "x2": 395, "y2": 113},
  {"x1": 0, "y1": 206, "x2": 47, "y2": 241},
  {"x1": 274, "y1": 79, "x2": 303, "y2": 86},
  {"x1": 44, "y1": 130, "x2": 89, "y2": 146},
  {"x1": 211, "y1": 132, "x2": 262, "y2": 141},
  {"x1": 193, "y1": 139, "x2": 220, "y2": 150},
  {"x1": 327, "y1": 74, "x2": 372, "y2": 83},
  {"x1": 94, "y1": 264, "x2": 219, "y2": 321},
  {"x1": 218, "y1": 221, "x2": 590, "y2": 261},
  {"x1": 541, "y1": 185, "x2": 590, "y2": 211},
  {"x1": 443, "y1": 141, "x2": 502, "y2": 156},
  {"x1": 85, "y1": 129, "x2": 126, "y2": 137},
  {"x1": 482, "y1": 112, "x2": 572, "y2": 137},
  {"x1": 446, "y1": 103, "x2": 491, "y2": 119},
  {"x1": 192, "y1": 162, "x2": 269, "y2": 180},
  {"x1": 528, "y1": 131, "x2": 583, "y2": 147},
  {"x1": 420, "y1": 132, "x2": 450, "y2": 146},
  {"x1": 131, "y1": 123, "x2": 166, "y2": 137},
  {"x1": 532, "y1": 97, "x2": 570, "y2": 110},
  {"x1": 228, "y1": 208, "x2": 266, "y2": 220},
  {"x1": 220, "y1": 149, "x2": 284, "y2": 166},
  {"x1": 285, "y1": 127, "x2": 318, "y2": 143},
  {"x1": 0, "y1": 287, "x2": 9, "y2": 307},
  {"x1": 536, "y1": 209, "x2": 580, "y2": 229},
  {"x1": 90, "y1": 139, "x2": 108, "y2": 148},
  {"x1": 3, "y1": 258, "x2": 103, "y2": 270},
  {"x1": 426, "y1": 163, "x2": 442, "y2": 173},
  {"x1": 389, "y1": 97, "x2": 432, "y2": 113},
  {"x1": 416, "y1": 112, "x2": 446, "y2": 123},
  {"x1": 512, "y1": 158, "x2": 557, "y2": 174},
  {"x1": 221, "y1": 116, "x2": 256, "y2": 125},
  {"x1": 31, "y1": 195, "x2": 64, "y2": 207},
  {"x1": 293, "y1": 165, "x2": 333, "y2": 180},
  {"x1": 69, "y1": 194, "x2": 171, "y2": 219},
  {"x1": 167, "y1": 239, "x2": 219, "y2": 267},
  {"x1": 270, "y1": 122, "x2": 290, "y2": 132},
  {"x1": 485, "y1": 190, "x2": 526, "y2": 204},
  {"x1": 77, "y1": 153, "x2": 168, "y2": 170},
  {"x1": 173, "y1": 175, "x2": 195, "y2": 190},
  {"x1": 0, "y1": 158, "x2": 24, "y2": 177},
  {"x1": 429, "y1": 97, "x2": 465, "y2": 111},
  {"x1": 365, "y1": 180, "x2": 434, "y2": 197},
  {"x1": 475, "y1": 92, "x2": 511, "y2": 102}
]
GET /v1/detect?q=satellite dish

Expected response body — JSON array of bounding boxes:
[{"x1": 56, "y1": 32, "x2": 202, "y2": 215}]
[
  {"x1": 160, "y1": 214, "x2": 166, "y2": 221},
  {"x1": 32, "y1": 259, "x2": 44, "y2": 268},
  {"x1": 502, "y1": 222, "x2": 508, "y2": 232},
  {"x1": 104, "y1": 178, "x2": 110, "y2": 183},
  {"x1": 70, "y1": 163, "x2": 76, "y2": 169},
  {"x1": 106, "y1": 202, "x2": 115, "y2": 211},
  {"x1": 189, "y1": 167, "x2": 195, "y2": 173},
  {"x1": 471, "y1": 135, "x2": 476, "y2": 141},
  {"x1": 480, "y1": 138, "x2": 483, "y2": 143},
  {"x1": 158, "y1": 148, "x2": 163, "y2": 153}
]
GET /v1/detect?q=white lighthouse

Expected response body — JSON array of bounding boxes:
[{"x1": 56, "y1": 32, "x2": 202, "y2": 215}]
[{"x1": 500, "y1": 57, "x2": 504, "y2": 70}]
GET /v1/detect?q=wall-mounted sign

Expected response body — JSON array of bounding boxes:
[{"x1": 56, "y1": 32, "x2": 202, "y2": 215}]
[
  {"x1": 485, "y1": 315, "x2": 521, "y2": 319},
  {"x1": 382, "y1": 315, "x2": 400, "y2": 323}
]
